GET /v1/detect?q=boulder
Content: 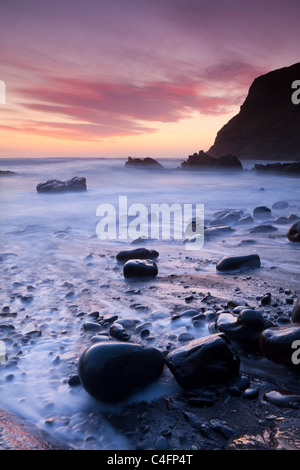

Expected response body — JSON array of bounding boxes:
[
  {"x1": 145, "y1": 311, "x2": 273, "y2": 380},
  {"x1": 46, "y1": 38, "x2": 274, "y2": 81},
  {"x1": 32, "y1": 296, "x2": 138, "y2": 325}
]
[
  {"x1": 259, "y1": 326, "x2": 300, "y2": 369},
  {"x1": 287, "y1": 221, "x2": 300, "y2": 242},
  {"x1": 116, "y1": 247, "x2": 159, "y2": 262},
  {"x1": 123, "y1": 259, "x2": 158, "y2": 279},
  {"x1": 36, "y1": 177, "x2": 87, "y2": 193},
  {"x1": 216, "y1": 254, "x2": 261, "y2": 272},
  {"x1": 165, "y1": 334, "x2": 239, "y2": 389},
  {"x1": 78, "y1": 342, "x2": 165, "y2": 403}
]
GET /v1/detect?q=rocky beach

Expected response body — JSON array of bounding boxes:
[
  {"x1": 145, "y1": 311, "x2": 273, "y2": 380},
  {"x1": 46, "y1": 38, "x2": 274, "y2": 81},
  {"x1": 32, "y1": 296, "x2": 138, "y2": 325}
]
[{"x1": 0, "y1": 157, "x2": 299, "y2": 451}]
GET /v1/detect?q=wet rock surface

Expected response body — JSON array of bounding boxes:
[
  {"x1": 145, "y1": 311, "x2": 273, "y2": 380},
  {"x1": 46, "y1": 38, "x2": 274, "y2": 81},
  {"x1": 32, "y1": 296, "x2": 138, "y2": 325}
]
[
  {"x1": 165, "y1": 334, "x2": 240, "y2": 389},
  {"x1": 123, "y1": 259, "x2": 158, "y2": 279},
  {"x1": 259, "y1": 326, "x2": 300, "y2": 369},
  {"x1": 0, "y1": 407, "x2": 72, "y2": 450},
  {"x1": 78, "y1": 342, "x2": 165, "y2": 403},
  {"x1": 216, "y1": 254, "x2": 261, "y2": 272}
]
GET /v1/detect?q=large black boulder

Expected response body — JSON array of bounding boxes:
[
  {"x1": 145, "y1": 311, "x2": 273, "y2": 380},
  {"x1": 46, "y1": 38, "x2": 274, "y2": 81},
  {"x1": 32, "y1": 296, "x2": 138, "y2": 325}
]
[
  {"x1": 78, "y1": 342, "x2": 165, "y2": 403},
  {"x1": 165, "y1": 334, "x2": 239, "y2": 389}
]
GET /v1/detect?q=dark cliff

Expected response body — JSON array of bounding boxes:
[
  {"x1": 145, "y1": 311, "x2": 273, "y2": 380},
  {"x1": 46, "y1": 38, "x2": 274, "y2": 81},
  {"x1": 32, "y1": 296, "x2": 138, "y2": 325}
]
[{"x1": 208, "y1": 63, "x2": 300, "y2": 161}]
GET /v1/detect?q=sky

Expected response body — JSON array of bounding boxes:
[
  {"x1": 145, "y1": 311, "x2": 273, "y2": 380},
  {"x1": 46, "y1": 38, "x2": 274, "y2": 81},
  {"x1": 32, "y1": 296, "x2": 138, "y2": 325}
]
[{"x1": 0, "y1": 0, "x2": 300, "y2": 159}]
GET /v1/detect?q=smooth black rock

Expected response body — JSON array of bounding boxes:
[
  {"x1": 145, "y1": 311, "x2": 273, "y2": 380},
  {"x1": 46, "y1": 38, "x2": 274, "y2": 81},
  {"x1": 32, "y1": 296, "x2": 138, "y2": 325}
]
[
  {"x1": 165, "y1": 334, "x2": 239, "y2": 389},
  {"x1": 287, "y1": 221, "x2": 300, "y2": 242},
  {"x1": 83, "y1": 321, "x2": 102, "y2": 333},
  {"x1": 123, "y1": 259, "x2": 158, "y2": 279},
  {"x1": 36, "y1": 177, "x2": 87, "y2": 193},
  {"x1": 116, "y1": 247, "x2": 159, "y2": 262},
  {"x1": 68, "y1": 374, "x2": 81, "y2": 386},
  {"x1": 78, "y1": 342, "x2": 165, "y2": 403},
  {"x1": 259, "y1": 326, "x2": 300, "y2": 369},
  {"x1": 263, "y1": 389, "x2": 300, "y2": 407},
  {"x1": 292, "y1": 297, "x2": 300, "y2": 323},
  {"x1": 216, "y1": 309, "x2": 269, "y2": 348},
  {"x1": 253, "y1": 206, "x2": 272, "y2": 219},
  {"x1": 216, "y1": 254, "x2": 261, "y2": 272}
]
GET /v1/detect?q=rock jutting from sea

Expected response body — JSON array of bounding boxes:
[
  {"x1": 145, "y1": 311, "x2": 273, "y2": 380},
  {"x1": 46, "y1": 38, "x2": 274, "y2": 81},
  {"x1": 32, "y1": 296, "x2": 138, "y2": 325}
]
[{"x1": 36, "y1": 176, "x2": 87, "y2": 193}]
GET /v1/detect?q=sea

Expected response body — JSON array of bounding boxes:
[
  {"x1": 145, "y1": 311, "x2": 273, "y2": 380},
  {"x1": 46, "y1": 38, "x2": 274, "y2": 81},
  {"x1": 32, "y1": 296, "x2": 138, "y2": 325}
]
[{"x1": 0, "y1": 157, "x2": 299, "y2": 449}]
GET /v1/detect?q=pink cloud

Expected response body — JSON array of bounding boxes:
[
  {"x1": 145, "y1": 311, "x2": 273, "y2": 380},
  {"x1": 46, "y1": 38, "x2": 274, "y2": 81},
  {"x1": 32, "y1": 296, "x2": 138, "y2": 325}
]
[{"x1": 10, "y1": 75, "x2": 239, "y2": 140}]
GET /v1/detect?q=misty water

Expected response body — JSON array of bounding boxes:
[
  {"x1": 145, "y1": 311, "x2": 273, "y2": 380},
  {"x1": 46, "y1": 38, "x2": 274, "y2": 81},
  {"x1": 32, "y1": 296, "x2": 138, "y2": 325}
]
[{"x1": 0, "y1": 157, "x2": 300, "y2": 449}]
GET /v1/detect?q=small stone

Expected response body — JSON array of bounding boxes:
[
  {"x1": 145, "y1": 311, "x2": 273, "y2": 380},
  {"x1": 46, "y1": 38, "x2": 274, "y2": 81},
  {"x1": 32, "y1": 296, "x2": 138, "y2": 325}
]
[
  {"x1": 243, "y1": 388, "x2": 259, "y2": 399},
  {"x1": 83, "y1": 321, "x2": 103, "y2": 333},
  {"x1": 154, "y1": 436, "x2": 169, "y2": 450},
  {"x1": 287, "y1": 221, "x2": 300, "y2": 242},
  {"x1": 68, "y1": 374, "x2": 81, "y2": 386}
]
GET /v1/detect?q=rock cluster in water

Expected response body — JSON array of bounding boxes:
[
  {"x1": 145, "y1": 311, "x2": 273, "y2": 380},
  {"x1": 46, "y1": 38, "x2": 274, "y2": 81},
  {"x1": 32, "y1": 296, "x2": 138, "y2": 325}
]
[
  {"x1": 36, "y1": 177, "x2": 87, "y2": 193},
  {"x1": 125, "y1": 157, "x2": 164, "y2": 169},
  {"x1": 254, "y1": 162, "x2": 300, "y2": 175},
  {"x1": 180, "y1": 151, "x2": 243, "y2": 171}
]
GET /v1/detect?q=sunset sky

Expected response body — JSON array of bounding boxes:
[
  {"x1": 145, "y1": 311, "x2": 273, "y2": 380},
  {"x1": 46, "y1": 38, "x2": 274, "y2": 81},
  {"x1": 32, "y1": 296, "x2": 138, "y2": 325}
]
[{"x1": 0, "y1": 0, "x2": 299, "y2": 159}]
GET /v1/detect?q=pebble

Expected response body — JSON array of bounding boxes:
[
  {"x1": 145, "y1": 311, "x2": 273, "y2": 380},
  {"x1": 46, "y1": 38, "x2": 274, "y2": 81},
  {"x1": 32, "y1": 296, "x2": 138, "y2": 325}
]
[
  {"x1": 154, "y1": 436, "x2": 169, "y2": 450},
  {"x1": 243, "y1": 388, "x2": 259, "y2": 399}
]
